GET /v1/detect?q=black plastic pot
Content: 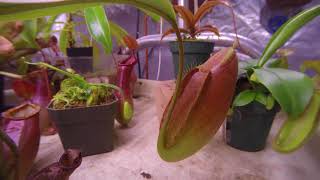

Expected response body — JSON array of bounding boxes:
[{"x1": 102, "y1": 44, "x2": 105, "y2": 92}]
[
  {"x1": 67, "y1": 47, "x2": 93, "y2": 74},
  {"x1": 169, "y1": 41, "x2": 214, "y2": 77},
  {"x1": 47, "y1": 99, "x2": 118, "y2": 156},
  {"x1": 225, "y1": 102, "x2": 279, "y2": 152}
]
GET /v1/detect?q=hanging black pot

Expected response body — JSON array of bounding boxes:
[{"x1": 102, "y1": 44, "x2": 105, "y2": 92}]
[
  {"x1": 67, "y1": 47, "x2": 93, "y2": 74},
  {"x1": 169, "y1": 41, "x2": 214, "y2": 77},
  {"x1": 225, "y1": 101, "x2": 279, "y2": 152}
]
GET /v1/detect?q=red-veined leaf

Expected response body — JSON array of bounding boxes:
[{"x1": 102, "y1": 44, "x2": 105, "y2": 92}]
[
  {"x1": 195, "y1": 25, "x2": 220, "y2": 37},
  {"x1": 194, "y1": 0, "x2": 230, "y2": 24},
  {"x1": 123, "y1": 35, "x2": 138, "y2": 50},
  {"x1": 161, "y1": 28, "x2": 190, "y2": 40},
  {"x1": 173, "y1": 5, "x2": 194, "y2": 29}
]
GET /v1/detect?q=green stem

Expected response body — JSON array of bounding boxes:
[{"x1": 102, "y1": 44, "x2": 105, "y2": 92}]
[
  {"x1": 26, "y1": 62, "x2": 84, "y2": 82},
  {"x1": 0, "y1": 71, "x2": 23, "y2": 79},
  {"x1": 164, "y1": 24, "x2": 184, "y2": 123}
]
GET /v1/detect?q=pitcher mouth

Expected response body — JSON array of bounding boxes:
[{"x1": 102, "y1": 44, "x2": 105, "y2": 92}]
[
  {"x1": 2, "y1": 102, "x2": 40, "y2": 121},
  {"x1": 117, "y1": 54, "x2": 137, "y2": 66}
]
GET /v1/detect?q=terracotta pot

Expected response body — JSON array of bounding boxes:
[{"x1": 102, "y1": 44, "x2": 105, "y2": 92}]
[
  {"x1": 116, "y1": 55, "x2": 137, "y2": 125},
  {"x1": 27, "y1": 149, "x2": 82, "y2": 180},
  {"x1": 12, "y1": 69, "x2": 56, "y2": 135},
  {"x1": 1, "y1": 103, "x2": 41, "y2": 180}
]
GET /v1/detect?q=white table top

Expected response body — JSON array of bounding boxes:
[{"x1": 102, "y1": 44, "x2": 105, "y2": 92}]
[{"x1": 32, "y1": 80, "x2": 320, "y2": 180}]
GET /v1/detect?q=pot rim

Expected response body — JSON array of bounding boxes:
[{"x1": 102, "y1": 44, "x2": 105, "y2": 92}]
[
  {"x1": 47, "y1": 96, "x2": 119, "y2": 111},
  {"x1": 2, "y1": 102, "x2": 40, "y2": 120}
]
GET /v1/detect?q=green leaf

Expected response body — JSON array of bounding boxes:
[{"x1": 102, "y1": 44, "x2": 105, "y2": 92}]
[
  {"x1": 109, "y1": 20, "x2": 128, "y2": 46},
  {"x1": 254, "y1": 91, "x2": 267, "y2": 106},
  {"x1": 258, "y1": 5, "x2": 320, "y2": 67},
  {"x1": 19, "y1": 19, "x2": 39, "y2": 49},
  {"x1": 238, "y1": 60, "x2": 256, "y2": 75},
  {"x1": 59, "y1": 25, "x2": 68, "y2": 55},
  {"x1": 266, "y1": 58, "x2": 289, "y2": 69},
  {"x1": 266, "y1": 95, "x2": 275, "y2": 110},
  {"x1": 253, "y1": 68, "x2": 314, "y2": 117},
  {"x1": 41, "y1": 15, "x2": 59, "y2": 39},
  {"x1": 273, "y1": 92, "x2": 320, "y2": 153},
  {"x1": 140, "y1": 9, "x2": 160, "y2": 22},
  {"x1": 84, "y1": 6, "x2": 112, "y2": 54},
  {"x1": 0, "y1": 0, "x2": 176, "y2": 27},
  {"x1": 233, "y1": 90, "x2": 256, "y2": 107}
]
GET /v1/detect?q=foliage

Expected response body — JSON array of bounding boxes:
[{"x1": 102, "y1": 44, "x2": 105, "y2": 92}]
[
  {"x1": 161, "y1": 0, "x2": 233, "y2": 40},
  {"x1": 233, "y1": 5, "x2": 320, "y2": 119},
  {"x1": 231, "y1": 5, "x2": 320, "y2": 153},
  {"x1": 0, "y1": 0, "x2": 189, "y2": 164},
  {"x1": 27, "y1": 62, "x2": 121, "y2": 109},
  {"x1": 0, "y1": 17, "x2": 58, "y2": 66}
]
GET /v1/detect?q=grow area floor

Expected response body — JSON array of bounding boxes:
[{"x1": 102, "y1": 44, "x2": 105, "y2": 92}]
[{"x1": 32, "y1": 79, "x2": 320, "y2": 180}]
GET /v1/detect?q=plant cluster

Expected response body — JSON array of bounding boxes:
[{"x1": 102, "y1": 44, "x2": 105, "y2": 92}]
[
  {"x1": 27, "y1": 62, "x2": 121, "y2": 110},
  {"x1": 162, "y1": 0, "x2": 233, "y2": 40}
]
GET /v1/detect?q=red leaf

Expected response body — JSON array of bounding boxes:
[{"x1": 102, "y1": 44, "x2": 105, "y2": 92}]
[
  {"x1": 194, "y1": 0, "x2": 230, "y2": 23},
  {"x1": 173, "y1": 5, "x2": 195, "y2": 29},
  {"x1": 161, "y1": 28, "x2": 190, "y2": 40},
  {"x1": 123, "y1": 35, "x2": 138, "y2": 50},
  {"x1": 195, "y1": 25, "x2": 220, "y2": 37}
]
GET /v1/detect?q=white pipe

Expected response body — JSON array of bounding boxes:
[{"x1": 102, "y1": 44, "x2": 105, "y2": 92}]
[
  {"x1": 178, "y1": 0, "x2": 188, "y2": 28},
  {"x1": 194, "y1": 0, "x2": 198, "y2": 13}
]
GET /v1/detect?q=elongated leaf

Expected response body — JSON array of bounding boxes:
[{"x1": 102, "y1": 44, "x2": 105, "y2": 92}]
[
  {"x1": 233, "y1": 90, "x2": 256, "y2": 107},
  {"x1": 273, "y1": 91, "x2": 320, "y2": 153},
  {"x1": 195, "y1": 25, "x2": 220, "y2": 37},
  {"x1": 123, "y1": 35, "x2": 138, "y2": 50},
  {"x1": 253, "y1": 68, "x2": 313, "y2": 118},
  {"x1": 140, "y1": 9, "x2": 160, "y2": 22},
  {"x1": 161, "y1": 28, "x2": 189, "y2": 40},
  {"x1": 0, "y1": 0, "x2": 176, "y2": 27},
  {"x1": 106, "y1": 20, "x2": 138, "y2": 49},
  {"x1": 266, "y1": 58, "x2": 289, "y2": 69},
  {"x1": 84, "y1": 6, "x2": 112, "y2": 54},
  {"x1": 41, "y1": 15, "x2": 59, "y2": 39},
  {"x1": 59, "y1": 25, "x2": 68, "y2": 55},
  {"x1": 194, "y1": 0, "x2": 230, "y2": 24},
  {"x1": 258, "y1": 5, "x2": 320, "y2": 67},
  {"x1": 109, "y1": 21, "x2": 128, "y2": 46},
  {"x1": 19, "y1": 19, "x2": 39, "y2": 49},
  {"x1": 173, "y1": 5, "x2": 194, "y2": 29}
]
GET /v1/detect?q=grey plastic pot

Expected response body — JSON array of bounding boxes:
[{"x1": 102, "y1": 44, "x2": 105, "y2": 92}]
[
  {"x1": 225, "y1": 101, "x2": 279, "y2": 152},
  {"x1": 169, "y1": 41, "x2": 214, "y2": 77},
  {"x1": 47, "y1": 99, "x2": 118, "y2": 156}
]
